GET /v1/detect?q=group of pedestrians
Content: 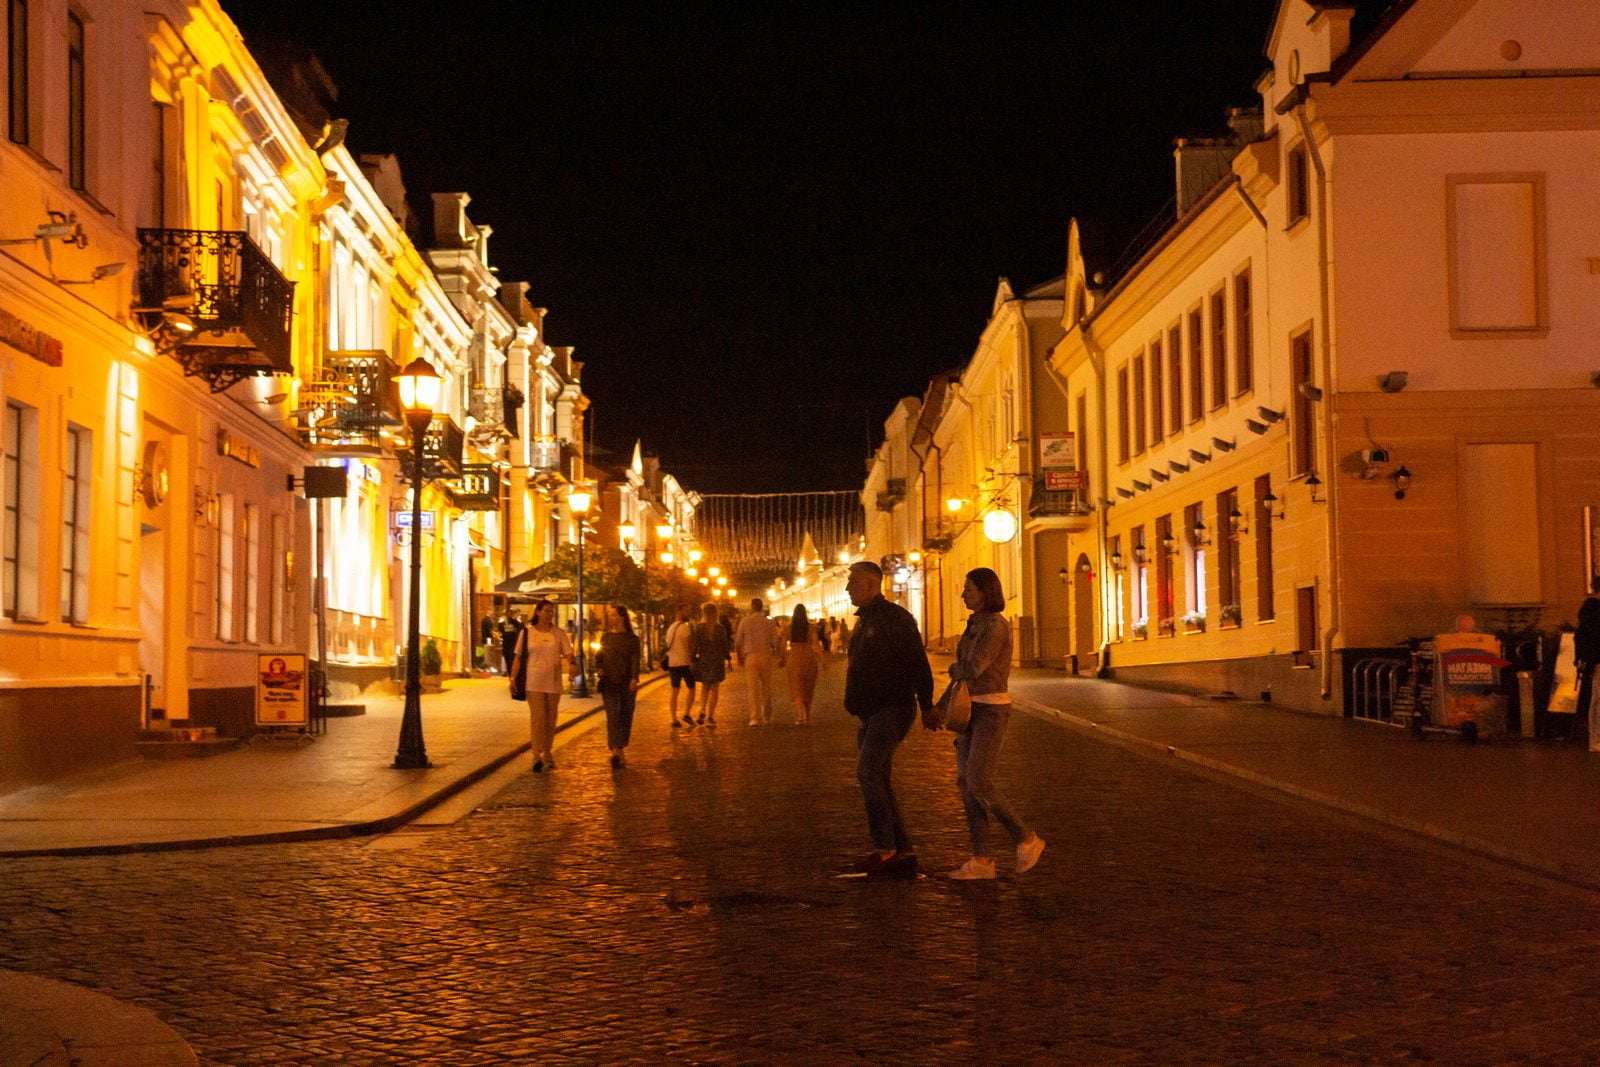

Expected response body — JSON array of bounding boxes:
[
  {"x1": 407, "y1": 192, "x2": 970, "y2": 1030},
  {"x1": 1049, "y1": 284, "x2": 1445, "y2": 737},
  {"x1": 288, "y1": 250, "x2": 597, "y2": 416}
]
[{"x1": 504, "y1": 565, "x2": 1044, "y2": 882}]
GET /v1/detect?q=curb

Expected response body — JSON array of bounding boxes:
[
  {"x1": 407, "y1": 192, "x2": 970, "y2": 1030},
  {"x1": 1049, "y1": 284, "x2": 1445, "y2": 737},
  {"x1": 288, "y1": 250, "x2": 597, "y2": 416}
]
[
  {"x1": 0, "y1": 679, "x2": 670, "y2": 859},
  {"x1": 0, "y1": 969, "x2": 197, "y2": 1065},
  {"x1": 1012, "y1": 694, "x2": 1600, "y2": 895}
]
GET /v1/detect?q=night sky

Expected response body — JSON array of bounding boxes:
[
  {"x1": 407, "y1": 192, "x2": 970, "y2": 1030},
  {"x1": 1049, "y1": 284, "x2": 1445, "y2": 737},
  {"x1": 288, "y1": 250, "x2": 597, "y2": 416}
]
[{"x1": 221, "y1": 1, "x2": 1298, "y2": 493}]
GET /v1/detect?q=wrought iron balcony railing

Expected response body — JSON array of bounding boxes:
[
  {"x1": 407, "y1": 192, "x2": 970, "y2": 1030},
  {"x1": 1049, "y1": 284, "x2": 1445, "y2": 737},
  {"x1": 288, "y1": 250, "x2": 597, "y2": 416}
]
[
  {"x1": 467, "y1": 384, "x2": 525, "y2": 440},
  {"x1": 299, "y1": 350, "x2": 401, "y2": 451},
  {"x1": 422, "y1": 416, "x2": 465, "y2": 478},
  {"x1": 448, "y1": 464, "x2": 502, "y2": 510},
  {"x1": 1028, "y1": 475, "x2": 1091, "y2": 522},
  {"x1": 135, "y1": 228, "x2": 294, "y2": 392}
]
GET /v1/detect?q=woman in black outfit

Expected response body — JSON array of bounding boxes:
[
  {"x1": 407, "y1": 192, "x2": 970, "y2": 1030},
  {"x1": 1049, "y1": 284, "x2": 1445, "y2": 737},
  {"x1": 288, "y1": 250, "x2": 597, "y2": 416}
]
[{"x1": 598, "y1": 604, "x2": 642, "y2": 768}]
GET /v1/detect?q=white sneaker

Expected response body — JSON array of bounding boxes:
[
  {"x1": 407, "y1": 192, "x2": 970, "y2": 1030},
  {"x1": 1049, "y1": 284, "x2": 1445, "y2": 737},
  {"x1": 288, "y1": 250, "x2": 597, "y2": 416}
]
[
  {"x1": 1015, "y1": 833, "x2": 1045, "y2": 874},
  {"x1": 947, "y1": 857, "x2": 997, "y2": 880}
]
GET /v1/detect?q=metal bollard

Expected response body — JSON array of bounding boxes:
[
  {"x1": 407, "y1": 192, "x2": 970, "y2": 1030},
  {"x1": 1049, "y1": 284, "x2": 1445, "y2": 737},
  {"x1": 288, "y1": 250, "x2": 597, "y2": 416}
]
[{"x1": 1518, "y1": 671, "x2": 1535, "y2": 738}]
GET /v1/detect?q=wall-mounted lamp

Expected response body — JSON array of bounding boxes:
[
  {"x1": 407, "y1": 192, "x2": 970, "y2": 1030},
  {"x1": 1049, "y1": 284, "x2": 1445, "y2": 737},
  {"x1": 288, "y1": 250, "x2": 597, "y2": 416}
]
[
  {"x1": 1245, "y1": 419, "x2": 1269, "y2": 435},
  {"x1": 1189, "y1": 448, "x2": 1211, "y2": 464},
  {"x1": 1109, "y1": 549, "x2": 1125, "y2": 571},
  {"x1": 1132, "y1": 545, "x2": 1149, "y2": 566},
  {"x1": 0, "y1": 210, "x2": 87, "y2": 248},
  {"x1": 57, "y1": 261, "x2": 124, "y2": 286},
  {"x1": 1192, "y1": 517, "x2": 1213, "y2": 547},
  {"x1": 1298, "y1": 382, "x2": 1324, "y2": 402},
  {"x1": 1262, "y1": 491, "x2": 1285, "y2": 520},
  {"x1": 1257, "y1": 406, "x2": 1284, "y2": 424},
  {"x1": 655, "y1": 522, "x2": 674, "y2": 539},
  {"x1": 1160, "y1": 535, "x2": 1179, "y2": 555},
  {"x1": 1306, "y1": 471, "x2": 1324, "y2": 503},
  {"x1": 1058, "y1": 566, "x2": 1070, "y2": 584},
  {"x1": 1392, "y1": 465, "x2": 1412, "y2": 500},
  {"x1": 907, "y1": 550, "x2": 922, "y2": 565},
  {"x1": 1229, "y1": 506, "x2": 1248, "y2": 536},
  {"x1": 945, "y1": 497, "x2": 967, "y2": 513},
  {"x1": 619, "y1": 522, "x2": 637, "y2": 545},
  {"x1": 1378, "y1": 371, "x2": 1409, "y2": 393},
  {"x1": 1213, "y1": 437, "x2": 1236, "y2": 453}
]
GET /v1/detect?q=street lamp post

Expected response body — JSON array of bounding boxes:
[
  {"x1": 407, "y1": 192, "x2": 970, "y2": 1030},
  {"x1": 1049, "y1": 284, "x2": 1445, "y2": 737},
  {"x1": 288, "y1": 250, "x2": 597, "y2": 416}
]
[
  {"x1": 393, "y1": 357, "x2": 441, "y2": 770},
  {"x1": 569, "y1": 485, "x2": 592, "y2": 698}
]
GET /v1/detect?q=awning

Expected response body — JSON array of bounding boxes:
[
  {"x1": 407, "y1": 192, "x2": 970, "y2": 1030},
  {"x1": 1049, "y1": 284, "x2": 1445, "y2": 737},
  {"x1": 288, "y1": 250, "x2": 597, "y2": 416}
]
[{"x1": 493, "y1": 570, "x2": 577, "y2": 602}]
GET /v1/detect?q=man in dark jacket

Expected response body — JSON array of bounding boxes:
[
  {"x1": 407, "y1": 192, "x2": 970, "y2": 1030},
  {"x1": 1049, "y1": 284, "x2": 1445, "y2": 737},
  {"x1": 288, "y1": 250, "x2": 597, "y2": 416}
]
[{"x1": 843, "y1": 560, "x2": 934, "y2": 876}]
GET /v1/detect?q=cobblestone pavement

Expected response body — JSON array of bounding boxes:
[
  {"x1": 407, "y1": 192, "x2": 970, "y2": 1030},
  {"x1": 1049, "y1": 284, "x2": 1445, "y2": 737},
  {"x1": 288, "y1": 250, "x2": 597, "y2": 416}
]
[{"x1": 6, "y1": 657, "x2": 1600, "y2": 1064}]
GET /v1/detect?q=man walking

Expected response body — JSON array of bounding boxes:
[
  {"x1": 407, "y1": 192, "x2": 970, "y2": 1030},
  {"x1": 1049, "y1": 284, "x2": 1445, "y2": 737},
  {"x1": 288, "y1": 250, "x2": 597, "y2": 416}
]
[
  {"x1": 663, "y1": 603, "x2": 698, "y2": 728},
  {"x1": 734, "y1": 598, "x2": 779, "y2": 725},
  {"x1": 843, "y1": 561, "x2": 933, "y2": 877}
]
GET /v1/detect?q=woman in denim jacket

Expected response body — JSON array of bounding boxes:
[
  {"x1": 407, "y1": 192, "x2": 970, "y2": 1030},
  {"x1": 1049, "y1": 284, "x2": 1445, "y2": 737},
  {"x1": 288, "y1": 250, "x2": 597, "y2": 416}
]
[{"x1": 945, "y1": 567, "x2": 1046, "y2": 880}]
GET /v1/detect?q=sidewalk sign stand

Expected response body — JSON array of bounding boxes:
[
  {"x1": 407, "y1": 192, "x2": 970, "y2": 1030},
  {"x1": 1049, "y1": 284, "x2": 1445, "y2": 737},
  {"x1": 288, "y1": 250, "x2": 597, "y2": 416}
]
[
  {"x1": 255, "y1": 653, "x2": 312, "y2": 741},
  {"x1": 1433, "y1": 630, "x2": 1510, "y2": 741}
]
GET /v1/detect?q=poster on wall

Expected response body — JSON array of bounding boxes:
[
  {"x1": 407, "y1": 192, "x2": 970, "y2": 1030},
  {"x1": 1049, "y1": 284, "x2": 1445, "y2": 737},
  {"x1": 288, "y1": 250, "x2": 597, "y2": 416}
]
[
  {"x1": 1039, "y1": 432, "x2": 1075, "y2": 470},
  {"x1": 255, "y1": 653, "x2": 309, "y2": 727}
]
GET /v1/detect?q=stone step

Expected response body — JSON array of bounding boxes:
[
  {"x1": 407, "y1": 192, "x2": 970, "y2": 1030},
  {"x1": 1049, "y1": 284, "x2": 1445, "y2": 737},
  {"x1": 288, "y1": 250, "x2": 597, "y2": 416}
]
[{"x1": 135, "y1": 725, "x2": 240, "y2": 759}]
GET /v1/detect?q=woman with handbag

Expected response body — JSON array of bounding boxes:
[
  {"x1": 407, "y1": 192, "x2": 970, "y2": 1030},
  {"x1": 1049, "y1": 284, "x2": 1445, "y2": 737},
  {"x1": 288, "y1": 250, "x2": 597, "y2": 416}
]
[
  {"x1": 510, "y1": 599, "x2": 573, "y2": 774},
  {"x1": 785, "y1": 604, "x2": 823, "y2": 724},
  {"x1": 598, "y1": 604, "x2": 642, "y2": 768},
  {"x1": 690, "y1": 602, "x2": 730, "y2": 726},
  {"x1": 945, "y1": 567, "x2": 1045, "y2": 880}
]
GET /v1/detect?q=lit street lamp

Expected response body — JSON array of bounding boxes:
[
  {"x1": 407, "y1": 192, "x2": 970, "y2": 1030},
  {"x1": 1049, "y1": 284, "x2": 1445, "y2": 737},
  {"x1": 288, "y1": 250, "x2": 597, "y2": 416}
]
[
  {"x1": 569, "y1": 484, "x2": 593, "y2": 698},
  {"x1": 393, "y1": 356, "x2": 440, "y2": 770}
]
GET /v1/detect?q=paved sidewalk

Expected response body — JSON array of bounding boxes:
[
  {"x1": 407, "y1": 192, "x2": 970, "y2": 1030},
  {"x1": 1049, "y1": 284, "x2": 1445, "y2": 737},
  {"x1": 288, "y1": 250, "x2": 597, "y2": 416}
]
[
  {"x1": 0, "y1": 676, "x2": 608, "y2": 857},
  {"x1": 1008, "y1": 667, "x2": 1600, "y2": 892}
]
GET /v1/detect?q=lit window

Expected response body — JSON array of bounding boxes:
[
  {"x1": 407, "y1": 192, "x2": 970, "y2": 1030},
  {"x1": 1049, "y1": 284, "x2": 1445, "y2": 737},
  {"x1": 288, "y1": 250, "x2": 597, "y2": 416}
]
[
  {"x1": 60, "y1": 424, "x2": 91, "y2": 622},
  {"x1": 215, "y1": 493, "x2": 234, "y2": 641},
  {"x1": 8, "y1": 0, "x2": 28, "y2": 145}
]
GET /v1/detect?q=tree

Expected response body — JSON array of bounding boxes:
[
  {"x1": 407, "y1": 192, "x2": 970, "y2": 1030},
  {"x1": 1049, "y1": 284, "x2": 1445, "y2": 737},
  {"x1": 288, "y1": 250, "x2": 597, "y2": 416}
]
[{"x1": 529, "y1": 543, "x2": 644, "y2": 608}]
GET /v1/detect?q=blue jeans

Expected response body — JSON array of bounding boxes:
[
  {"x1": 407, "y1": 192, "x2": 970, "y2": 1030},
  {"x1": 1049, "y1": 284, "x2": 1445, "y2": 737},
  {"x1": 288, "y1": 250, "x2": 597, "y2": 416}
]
[
  {"x1": 954, "y1": 703, "x2": 1028, "y2": 857},
  {"x1": 602, "y1": 684, "x2": 637, "y2": 750},
  {"x1": 856, "y1": 707, "x2": 916, "y2": 853}
]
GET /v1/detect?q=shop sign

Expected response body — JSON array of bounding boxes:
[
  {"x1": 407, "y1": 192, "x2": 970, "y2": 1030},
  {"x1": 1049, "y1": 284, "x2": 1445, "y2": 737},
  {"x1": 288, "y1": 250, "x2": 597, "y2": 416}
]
[
  {"x1": 0, "y1": 306, "x2": 63, "y2": 367},
  {"x1": 255, "y1": 653, "x2": 308, "y2": 727},
  {"x1": 1039, "y1": 432, "x2": 1075, "y2": 469},
  {"x1": 394, "y1": 510, "x2": 436, "y2": 529},
  {"x1": 1045, "y1": 470, "x2": 1087, "y2": 491},
  {"x1": 217, "y1": 429, "x2": 261, "y2": 468}
]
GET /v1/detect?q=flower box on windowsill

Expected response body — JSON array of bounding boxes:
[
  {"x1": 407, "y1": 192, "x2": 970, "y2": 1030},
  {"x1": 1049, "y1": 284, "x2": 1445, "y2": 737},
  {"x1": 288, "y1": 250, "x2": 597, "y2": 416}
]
[{"x1": 1181, "y1": 612, "x2": 1207, "y2": 634}]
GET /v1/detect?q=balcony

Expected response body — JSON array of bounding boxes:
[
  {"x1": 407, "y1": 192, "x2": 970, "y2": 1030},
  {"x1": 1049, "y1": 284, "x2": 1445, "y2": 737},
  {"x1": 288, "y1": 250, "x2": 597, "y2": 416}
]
[
  {"x1": 448, "y1": 464, "x2": 502, "y2": 510},
  {"x1": 422, "y1": 416, "x2": 465, "y2": 478},
  {"x1": 875, "y1": 477, "x2": 907, "y2": 512},
  {"x1": 468, "y1": 385, "x2": 524, "y2": 441},
  {"x1": 1028, "y1": 476, "x2": 1092, "y2": 529},
  {"x1": 299, "y1": 350, "x2": 401, "y2": 453},
  {"x1": 136, "y1": 228, "x2": 293, "y2": 392}
]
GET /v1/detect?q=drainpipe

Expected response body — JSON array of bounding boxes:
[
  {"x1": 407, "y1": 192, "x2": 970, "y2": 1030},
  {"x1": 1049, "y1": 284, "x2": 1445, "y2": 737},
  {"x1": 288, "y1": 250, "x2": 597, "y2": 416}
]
[
  {"x1": 1294, "y1": 102, "x2": 1342, "y2": 700},
  {"x1": 1077, "y1": 318, "x2": 1112, "y2": 665}
]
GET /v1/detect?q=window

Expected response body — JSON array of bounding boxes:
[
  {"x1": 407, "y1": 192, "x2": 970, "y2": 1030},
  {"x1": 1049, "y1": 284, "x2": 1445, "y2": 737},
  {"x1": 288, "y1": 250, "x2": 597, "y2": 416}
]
[
  {"x1": 1287, "y1": 142, "x2": 1310, "y2": 225},
  {"x1": 3, "y1": 400, "x2": 39, "y2": 619},
  {"x1": 1167, "y1": 325, "x2": 1182, "y2": 436},
  {"x1": 1295, "y1": 586, "x2": 1317, "y2": 655},
  {"x1": 1185, "y1": 502, "x2": 1207, "y2": 617},
  {"x1": 244, "y1": 503, "x2": 260, "y2": 643},
  {"x1": 215, "y1": 493, "x2": 234, "y2": 641},
  {"x1": 1149, "y1": 338, "x2": 1164, "y2": 446},
  {"x1": 1116, "y1": 364, "x2": 1130, "y2": 464},
  {"x1": 1217, "y1": 489, "x2": 1239, "y2": 621},
  {"x1": 1255, "y1": 475, "x2": 1275, "y2": 621},
  {"x1": 1075, "y1": 392, "x2": 1088, "y2": 474},
  {"x1": 148, "y1": 103, "x2": 168, "y2": 229},
  {"x1": 1234, "y1": 267, "x2": 1253, "y2": 396},
  {"x1": 1447, "y1": 174, "x2": 1547, "y2": 335},
  {"x1": 1155, "y1": 514, "x2": 1174, "y2": 635},
  {"x1": 1110, "y1": 534, "x2": 1125, "y2": 641},
  {"x1": 67, "y1": 11, "x2": 84, "y2": 190},
  {"x1": 1132, "y1": 526, "x2": 1149, "y2": 632},
  {"x1": 60, "y1": 424, "x2": 90, "y2": 622},
  {"x1": 1291, "y1": 328, "x2": 1316, "y2": 476},
  {"x1": 1461, "y1": 443, "x2": 1541, "y2": 605},
  {"x1": 270, "y1": 513, "x2": 286, "y2": 645},
  {"x1": 7, "y1": 0, "x2": 26, "y2": 145},
  {"x1": 1132, "y1": 351, "x2": 1147, "y2": 456},
  {"x1": 1187, "y1": 308, "x2": 1203, "y2": 424},
  {"x1": 1209, "y1": 287, "x2": 1227, "y2": 410}
]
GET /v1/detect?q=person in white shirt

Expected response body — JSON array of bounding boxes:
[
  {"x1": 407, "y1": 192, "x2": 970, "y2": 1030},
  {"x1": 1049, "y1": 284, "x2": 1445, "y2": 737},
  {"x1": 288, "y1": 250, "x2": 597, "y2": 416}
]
[
  {"x1": 509, "y1": 599, "x2": 574, "y2": 773},
  {"x1": 734, "y1": 598, "x2": 780, "y2": 725},
  {"x1": 662, "y1": 603, "x2": 698, "y2": 728}
]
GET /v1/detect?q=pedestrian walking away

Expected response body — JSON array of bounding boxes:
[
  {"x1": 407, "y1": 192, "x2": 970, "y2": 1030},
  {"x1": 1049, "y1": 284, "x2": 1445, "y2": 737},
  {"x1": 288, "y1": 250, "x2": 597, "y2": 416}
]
[
  {"x1": 663, "y1": 603, "x2": 698, "y2": 728},
  {"x1": 509, "y1": 599, "x2": 572, "y2": 773},
  {"x1": 499, "y1": 610, "x2": 523, "y2": 681},
  {"x1": 942, "y1": 567, "x2": 1045, "y2": 881},
  {"x1": 843, "y1": 560, "x2": 933, "y2": 877},
  {"x1": 598, "y1": 604, "x2": 642, "y2": 768},
  {"x1": 735, "y1": 597, "x2": 780, "y2": 725},
  {"x1": 785, "y1": 603, "x2": 823, "y2": 724},
  {"x1": 691, "y1": 602, "x2": 730, "y2": 726}
]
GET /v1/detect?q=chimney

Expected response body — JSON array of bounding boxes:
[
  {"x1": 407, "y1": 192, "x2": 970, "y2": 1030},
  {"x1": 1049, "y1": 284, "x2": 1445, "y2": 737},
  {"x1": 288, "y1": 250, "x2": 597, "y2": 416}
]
[{"x1": 1173, "y1": 139, "x2": 1236, "y2": 216}]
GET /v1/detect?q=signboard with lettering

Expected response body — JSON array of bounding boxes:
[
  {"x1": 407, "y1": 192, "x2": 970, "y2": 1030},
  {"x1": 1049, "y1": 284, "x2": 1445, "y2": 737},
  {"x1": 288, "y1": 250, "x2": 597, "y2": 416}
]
[
  {"x1": 1045, "y1": 470, "x2": 1088, "y2": 491},
  {"x1": 0, "y1": 306, "x2": 63, "y2": 367},
  {"x1": 255, "y1": 653, "x2": 309, "y2": 727},
  {"x1": 393, "y1": 510, "x2": 436, "y2": 530},
  {"x1": 1039, "y1": 432, "x2": 1075, "y2": 470}
]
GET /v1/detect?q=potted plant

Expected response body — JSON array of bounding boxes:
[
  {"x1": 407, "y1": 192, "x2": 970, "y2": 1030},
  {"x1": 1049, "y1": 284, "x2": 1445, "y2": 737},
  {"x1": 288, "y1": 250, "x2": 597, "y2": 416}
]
[
  {"x1": 421, "y1": 638, "x2": 444, "y2": 692},
  {"x1": 1158, "y1": 616, "x2": 1176, "y2": 637},
  {"x1": 1220, "y1": 603, "x2": 1242, "y2": 627},
  {"x1": 1181, "y1": 610, "x2": 1207, "y2": 633},
  {"x1": 1131, "y1": 620, "x2": 1149, "y2": 639}
]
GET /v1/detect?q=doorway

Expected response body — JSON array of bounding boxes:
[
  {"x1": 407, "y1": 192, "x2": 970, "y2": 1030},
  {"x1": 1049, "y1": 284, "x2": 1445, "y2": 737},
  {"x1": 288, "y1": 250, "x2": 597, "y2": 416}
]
[
  {"x1": 1073, "y1": 553, "x2": 1096, "y2": 671},
  {"x1": 139, "y1": 522, "x2": 166, "y2": 723}
]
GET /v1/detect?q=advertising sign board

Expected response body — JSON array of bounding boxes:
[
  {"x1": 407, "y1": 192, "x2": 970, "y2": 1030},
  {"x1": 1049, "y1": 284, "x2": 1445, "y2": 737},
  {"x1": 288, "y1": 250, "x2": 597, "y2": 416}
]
[{"x1": 255, "y1": 653, "x2": 309, "y2": 727}]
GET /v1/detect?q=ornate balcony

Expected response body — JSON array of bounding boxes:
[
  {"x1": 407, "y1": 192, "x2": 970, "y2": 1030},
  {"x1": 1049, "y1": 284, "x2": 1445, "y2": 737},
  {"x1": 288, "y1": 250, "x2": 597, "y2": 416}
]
[
  {"x1": 423, "y1": 416, "x2": 465, "y2": 478},
  {"x1": 298, "y1": 350, "x2": 401, "y2": 453},
  {"x1": 468, "y1": 384, "x2": 524, "y2": 441},
  {"x1": 1028, "y1": 476, "x2": 1092, "y2": 529},
  {"x1": 448, "y1": 464, "x2": 502, "y2": 510},
  {"x1": 135, "y1": 228, "x2": 294, "y2": 392}
]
